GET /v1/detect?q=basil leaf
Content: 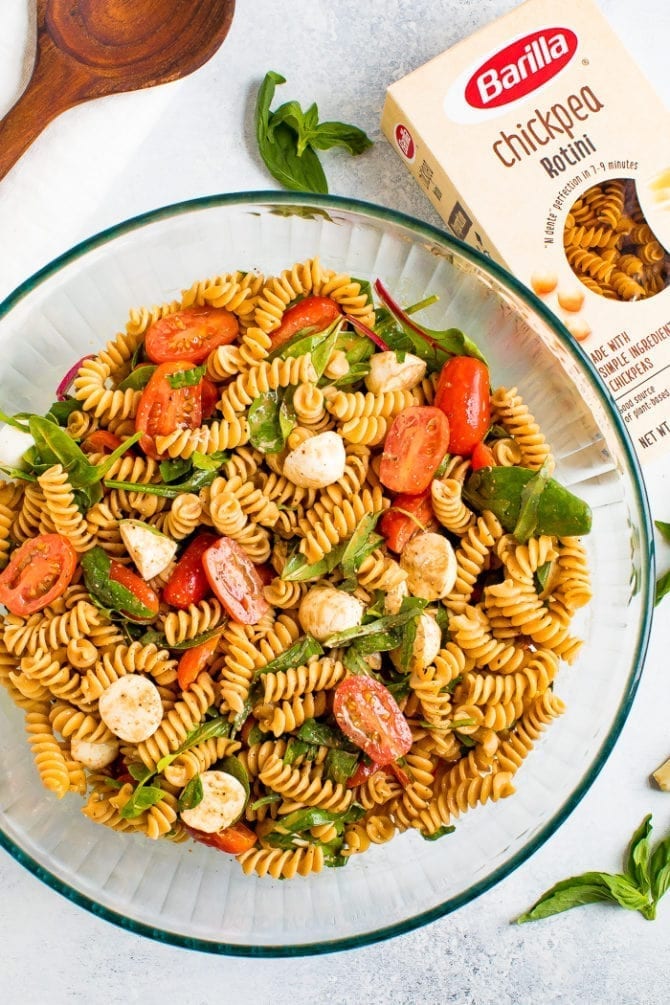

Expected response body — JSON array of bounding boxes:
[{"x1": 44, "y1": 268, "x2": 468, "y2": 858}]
[
  {"x1": 250, "y1": 793, "x2": 281, "y2": 811},
  {"x1": 0, "y1": 409, "x2": 30, "y2": 433},
  {"x1": 397, "y1": 613, "x2": 420, "y2": 673},
  {"x1": 280, "y1": 541, "x2": 347, "y2": 582},
  {"x1": 324, "y1": 597, "x2": 426, "y2": 648},
  {"x1": 422, "y1": 825, "x2": 456, "y2": 841},
  {"x1": 159, "y1": 458, "x2": 192, "y2": 483},
  {"x1": 246, "y1": 722, "x2": 269, "y2": 746},
  {"x1": 254, "y1": 635, "x2": 323, "y2": 677},
  {"x1": 192, "y1": 450, "x2": 229, "y2": 471},
  {"x1": 178, "y1": 775, "x2": 204, "y2": 812},
  {"x1": 216, "y1": 755, "x2": 251, "y2": 807},
  {"x1": 325, "y1": 748, "x2": 359, "y2": 785},
  {"x1": 80, "y1": 547, "x2": 156, "y2": 622},
  {"x1": 513, "y1": 458, "x2": 552, "y2": 544},
  {"x1": 268, "y1": 326, "x2": 334, "y2": 363},
  {"x1": 516, "y1": 873, "x2": 633, "y2": 922},
  {"x1": 121, "y1": 784, "x2": 167, "y2": 819},
  {"x1": 28, "y1": 416, "x2": 141, "y2": 489},
  {"x1": 0, "y1": 464, "x2": 36, "y2": 482},
  {"x1": 139, "y1": 625, "x2": 225, "y2": 652},
  {"x1": 248, "y1": 390, "x2": 295, "y2": 454},
  {"x1": 535, "y1": 560, "x2": 554, "y2": 593},
  {"x1": 655, "y1": 569, "x2": 670, "y2": 606},
  {"x1": 255, "y1": 71, "x2": 328, "y2": 194},
  {"x1": 626, "y1": 813, "x2": 652, "y2": 895},
  {"x1": 104, "y1": 466, "x2": 217, "y2": 498},
  {"x1": 655, "y1": 520, "x2": 670, "y2": 544},
  {"x1": 118, "y1": 364, "x2": 156, "y2": 391},
  {"x1": 340, "y1": 511, "x2": 383, "y2": 578},
  {"x1": 266, "y1": 806, "x2": 364, "y2": 849},
  {"x1": 166, "y1": 364, "x2": 207, "y2": 390},
  {"x1": 309, "y1": 322, "x2": 344, "y2": 378},
  {"x1": 650, "y1": 834, "x2": 670, "y2": 905},
  {"x1": 283, "y1": 738, "x2": 319, "y2": 765},
  {"x1": 128, "y1": 763, "x2": 154, "y2": 783},
  {"x1": 155, "y1": 716, "x2": 231, "y2": 774},
  {"x1": 269, "y1": 99, "x2": 372, "y2": 158}
]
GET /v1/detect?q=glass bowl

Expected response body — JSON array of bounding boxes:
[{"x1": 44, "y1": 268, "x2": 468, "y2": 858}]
[{"x1": 0, "y1": 192, "x2": 654, "y2": 956}]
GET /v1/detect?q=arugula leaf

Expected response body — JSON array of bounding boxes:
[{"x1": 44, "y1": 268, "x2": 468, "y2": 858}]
[
  {"x1": 253, "y1": 635, "x2": 323, "y2": 677},
  {"x1": 255, "y1": 71, "x2": 328, "y2": 194},
  {"x1": 80, "y1": 547, "x2": 157, "y2": 622},
  {"x1": 155, "y1": 716, "x2": 231, "y2": 774},
  {"x1": 165, "y1": 365, "x2": 207, "y2": 389},
  {"x1": 178, "y1": 775, "x2": 204, "y2": 813}
]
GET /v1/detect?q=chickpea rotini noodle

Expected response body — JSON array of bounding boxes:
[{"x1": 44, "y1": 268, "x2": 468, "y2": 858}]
[{"x1": 0, "y1": 256, "x2": 592, "y2": 879}]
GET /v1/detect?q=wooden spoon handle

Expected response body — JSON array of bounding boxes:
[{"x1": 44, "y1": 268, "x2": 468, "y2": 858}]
[{"x1": 0, "y1": 32, "x2": 81, "y2": 182}]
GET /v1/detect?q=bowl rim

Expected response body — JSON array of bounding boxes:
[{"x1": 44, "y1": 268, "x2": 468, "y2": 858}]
[{"x1": 0, "y1": 189, "x2": 655, "y2": 957}]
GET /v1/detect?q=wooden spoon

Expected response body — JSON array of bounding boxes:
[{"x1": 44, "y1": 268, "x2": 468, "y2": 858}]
[{"x1": 0, "y1": 0, "x2": 235, "y2": 181}]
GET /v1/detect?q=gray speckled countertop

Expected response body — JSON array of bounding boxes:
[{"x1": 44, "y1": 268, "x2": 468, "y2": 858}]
[{"x1": 1, "y1": 1, "x2": 669, "y2": 1002}]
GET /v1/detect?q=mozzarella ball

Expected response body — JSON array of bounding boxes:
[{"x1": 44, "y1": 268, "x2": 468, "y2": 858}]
[
  {"x1": 98, "y1": 675, "x2": 163, "y2": 743},
  {"x1": 70, "y1": 737, "x2": 119, "y2": 770},
  {"x1": 400, "y1": 532, "x2": 457, "y2": 601},
  {"x1": 179, "y1": 770, "x2": 248, "y2": 833},
  {"x1": 365, "y1": 351, "x2": 427, "y2": 393},
  {"x1": 390, "y1": 613, "x2": 442, "y2": 673},
  {"x1": 282, "y1": 431, "x2": 346, "y2": 488},
  {"x1": 299, "y1": 586, "x2": 365, "y2": 643}
]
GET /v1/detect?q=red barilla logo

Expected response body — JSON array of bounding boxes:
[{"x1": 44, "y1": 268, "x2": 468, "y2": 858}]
[
  {"x1": 395, "y1": 123, "x2": 415, "y2": 160},
  {"x1": 465, "y1": 28, "x2": 578, "y2": 108}
]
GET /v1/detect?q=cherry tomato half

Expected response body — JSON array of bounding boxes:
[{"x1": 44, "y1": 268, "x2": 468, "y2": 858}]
[
  {"x1": 135, "y1": 361, "x2": 204, "y2": 458},
  {"x1": 0, "y1": 534, "x2": 77, "y2": 616},
  {"x1": 81, "y1": 430, "x2": 123, "y2": 454},
  {"x1": 271, "y1": 295, "x2": 341, "y2": 350},
  {"x1": 202, "y1": 537, "x2": 270, "y2": 625},
  {"x1": 471, "y1": 440, "x2": 495, "y2": 470},
  {"x1": 333, "y1": 676, "x2": 412, "y2": 767},
  {"x1": 177, "y1": 634, "x2": 222, "y2": 691},
  {"x1": 434, "y1": 356, "x2": 491, "y2": 457},
  {"x1": 346, "y1": 758, "x2": 381, "y2": 789},
  {"x1": 162, "y1": 533, "x2": 218, "y2": 610},
  {"x1": 185, "y1": 821, "x2": 257, "y2": 855},
  {"x1": 379, "y1": 406, "x2": 450, "y2": 495},
  {"x1": 380, "y1": 489, "x2": 437, "y2": 554},
  {"x1": 144, "y1": 306, "x2": 239, "y2": 365},
  {"x1": 200, "y1": 377, "x2": 219, "y2": 420},
  {"x1": 109, "y1": 561, "x2": 160, "y2": 621}
]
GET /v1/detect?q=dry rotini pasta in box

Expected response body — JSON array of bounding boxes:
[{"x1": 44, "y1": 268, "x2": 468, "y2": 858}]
[
  {"x1": 0, "y1": 258, "x2": 593, "y2": 880},
  {"x1": 382, "y1": 0, "x2": 670, "y2": 465}
]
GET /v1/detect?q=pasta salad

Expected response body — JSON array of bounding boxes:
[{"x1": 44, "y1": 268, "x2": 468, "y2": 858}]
[{"x1": 0, "y1": 258, "x2": 592, "y2": 879}]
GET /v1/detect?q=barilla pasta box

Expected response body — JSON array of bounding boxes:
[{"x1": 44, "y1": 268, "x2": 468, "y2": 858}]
[{"x1": 381, "y1": 0, "x2": 670, "y2": 465}]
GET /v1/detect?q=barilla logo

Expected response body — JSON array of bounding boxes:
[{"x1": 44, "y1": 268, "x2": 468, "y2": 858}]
[{"x1": 465, "y1": 29, "x2": 578, "y2": 109}]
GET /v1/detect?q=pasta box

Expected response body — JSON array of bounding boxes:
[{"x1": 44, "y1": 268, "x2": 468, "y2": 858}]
[{"x1": 381, "y1": 0, "x2": 670, "y2": 465}]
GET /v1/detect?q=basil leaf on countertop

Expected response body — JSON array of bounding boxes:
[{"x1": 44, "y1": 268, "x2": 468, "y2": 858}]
[{"x1": 255, "y1": 71, "x2": 328, "y2": 194}]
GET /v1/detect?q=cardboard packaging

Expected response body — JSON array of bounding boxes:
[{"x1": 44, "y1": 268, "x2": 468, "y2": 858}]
[{"x1": 382, "y1": 0, "x2": 670, "y2": 465}]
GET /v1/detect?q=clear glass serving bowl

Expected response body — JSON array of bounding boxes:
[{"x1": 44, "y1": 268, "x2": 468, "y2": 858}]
[{"x1": 0, "y1": 192, "x2": 654, "y2": 956}]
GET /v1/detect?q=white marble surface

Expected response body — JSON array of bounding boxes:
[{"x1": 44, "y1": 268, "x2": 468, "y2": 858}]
[{"x1": 1, "y1": 1, "x2": 669, "y2": 1002}]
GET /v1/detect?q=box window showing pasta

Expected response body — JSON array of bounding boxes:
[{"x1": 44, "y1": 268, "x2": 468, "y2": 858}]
[{"x1": 382, "y1": 0, "x2": 670, "y2": 465}]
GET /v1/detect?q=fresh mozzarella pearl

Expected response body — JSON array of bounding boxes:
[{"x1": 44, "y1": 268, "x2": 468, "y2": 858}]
[
  {"x1": 400, "y1": 531, "x2": 457, "y2": 601},
  {"x1": 390, "y1": 613, "x2": 442, "y2": 673},
  {"x1": 298, "y1": 586, "x2": 365, "y2": 643},
  {"x1": 179, "y1": 770, "x2": 247, "y2": 833},
  {"x1": 98, "y1": 675, "x2": 163, "y2": 743},
  {"x1": 70, "y1": 737, "x2": 119, "y2": 770},
  {"x1": 365, "y1": 351, "x2": 426, "y2": 393},
  {"x1": 282, "y1": 431, "x2": 346, "y2": 488}
]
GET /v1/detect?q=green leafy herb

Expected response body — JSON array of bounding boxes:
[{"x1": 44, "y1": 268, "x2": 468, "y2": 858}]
[
  {"x1": 120, "y1": 782, "x2": 167, "y2": 819},
  {"x1": 80, "y1": 547, "x2": 157, "y2": 622},
  {"x1": 138, "y1": 624, "x2": 225, "y2": 652},
  {"x1": 422, "y1": 825, "x2": 456, "y2": 841},
  {"x1": 324, "y1": 596, "x2": 427, "y2": 648},
  {"x1": 655, "y1": 520, "x2": 670, "y2": 544},
  {"x1": 248, "y1": 389, "x2": 296, "y2": 454},
  {"x1": 165, "y1": 364, "x2": 207, "y2": 389},
  {"x1": 217, "y1": 755, "x2": 251, "y2": 804},
  {"x1": 0, "y1": 464, "x2": 36, "y2": 482},
  {"x1": 254, "y1": 635, "x2": 323, "y2": 677},
  {"x1": 340, "y1": 511, "x2": 384, "y2": 578},
  {"x1": 280, "y1": 540, "x2": 347, "y2": 582},
  {"x1": 296, "y1": 718, "x2": 355, "y2": 750},
  {"x1": 178, "y1": 775, "x2": 204, "y2": 813},
  {"x1": 264, "y1": 805, "x2": 365, "y2": 851},
  {"x1": 192, "y1": 450, "x2": 229, "y2": 471},
  {"x1": 283, "y1": 738, "x2": 320, "y2": 765},
  {"x1": 155, "y1": 716, "x2": 231, "y2": 774},
  {"x1": 517, "y1": 814, "x2": 670, "y2": 924},
  {"x1": 23, "y1": 414, "x2": 141, "y2": 489},
  {"x1": 255, "y1": 71, "x2": 371, "y2": 194},
  {"x1": 45, "y1": 398, "x2": 83, "y2": 426},
  {"x1": 250, "y1": 793, "x2": 281, "y2": 811},
  {"x1": 118, "y1": 364, "x2": 156, "y2": 391},
  {"x1": 104, "y1": 466, "x2": 217, "y2": 498},
  {"x1": 325, "y1": 748, "x2": 359, "y2": 785},
  {"x1": 655, "y1": 570, "x2": 670, "y2": 606},
  {"x1": 159, "y1": 458, "x2": 192, "y2": 483},
  {"x1": 513, "y1": 458, "x2": 552, "y2": 543}
]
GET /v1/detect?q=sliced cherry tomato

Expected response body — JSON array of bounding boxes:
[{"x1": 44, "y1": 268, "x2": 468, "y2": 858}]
[
  {"x1": 185, "y1": 821, "x2": 257, "y2": 855},
  {"x1": 135, "y1": 360, "x2": 204, "y2": 458},
  {"x1": 471, "y1": 439, "x2": 495, "y2": 470},
  {"x1": 109, "y1": 561, "x2": 160, "y2": 621},
  {"x1": 81, "y1": 430, "x2": 123, "y2": 454},
  {"x1": 162, "y1": 533, "x2": 218, "y2": 609},
  {"x1": 380, "y1": 489, "x2": 436, "y2": 554},
  {"x1": 434, "y1": 356, "x2": 491, "y2": 457},
  {"x1": 0, "y1": 534, "x2": 77, "y2": 615},
  {"x1": 346, "y1": 758, "x2": 381, "y2": 788},
  {"x1": 333, "y1": 676, "x2": 412, "y2": 767},
  {"x1": 202, "y1": 537, "x2": 270, "y2": 625},
  {"x1": 177, "y1": 634, "x2": 222, "y2": 691},
  {"x1": 200, "y1": 377, "x2": 219, "y2": 419},
  {"x1": 271, "y1": 295, "x2": 341, "y2": 349},
  {"x1": 379, "y1": 406, "x2": 450, "y2": 494},
  {"x1": 144, "y1": 306, "x2": 239, "y2": 365}
]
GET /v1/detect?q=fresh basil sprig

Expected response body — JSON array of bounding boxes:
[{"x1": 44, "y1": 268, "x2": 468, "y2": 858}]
[
  {"x1": 120, "y1": 764, "x2": 167, "y2": 819},
  {"x1": 248, "y1": 388, "x2": 297, "y2": 454},
  {"x1": 255, "y1": 71, "x2": 371, "y2": 195},
  {"x1": 80, "y1": 547, "x2": 157, "y2": 622},
  {"x1": 253, "y1": 634, "x2": 323, "y2": 678},
  {"x1": 517, "y1": 815, "x2": 670, "y2": 923}
]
